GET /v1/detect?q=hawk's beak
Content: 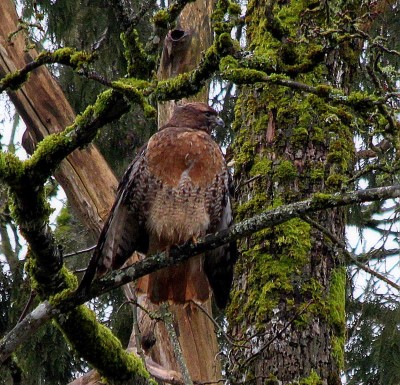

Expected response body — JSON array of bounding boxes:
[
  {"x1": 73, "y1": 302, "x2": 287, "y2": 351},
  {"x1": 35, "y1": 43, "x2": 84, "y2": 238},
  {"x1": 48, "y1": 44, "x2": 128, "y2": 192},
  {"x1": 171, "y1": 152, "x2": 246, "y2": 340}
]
[{"x1": 215, "y1": 116, "x2": 225, "y2": 128}]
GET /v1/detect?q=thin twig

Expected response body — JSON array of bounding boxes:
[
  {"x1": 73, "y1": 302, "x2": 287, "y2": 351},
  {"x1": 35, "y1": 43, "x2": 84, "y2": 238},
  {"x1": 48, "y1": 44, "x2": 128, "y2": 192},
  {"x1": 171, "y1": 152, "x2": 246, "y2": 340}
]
[
  {"x1": 189, "y1": 301, "x2": 250, "y2": 349},
  {"x1": 63, "y1": 245, "x2": 96, "y2": 258},
  {"x1": 160, "y1": 303, "x2": 193, "y2": 385},
  {"x1": 122, "y1": 285, "x2": 146, "y2": 363},
  {"x1": 303, "y1": 215, "x2": 400, "y2": 291},
  {"x1": 17, "y1": 290, "x2": 36, "y2": 323}
]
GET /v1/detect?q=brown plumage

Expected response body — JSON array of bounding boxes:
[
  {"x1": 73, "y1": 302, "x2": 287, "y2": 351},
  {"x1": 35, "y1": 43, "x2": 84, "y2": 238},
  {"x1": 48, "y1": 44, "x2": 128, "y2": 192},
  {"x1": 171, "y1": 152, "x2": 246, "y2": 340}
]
[{"x1": 79, "y1": 102, "x2": 237, "y2": 308}]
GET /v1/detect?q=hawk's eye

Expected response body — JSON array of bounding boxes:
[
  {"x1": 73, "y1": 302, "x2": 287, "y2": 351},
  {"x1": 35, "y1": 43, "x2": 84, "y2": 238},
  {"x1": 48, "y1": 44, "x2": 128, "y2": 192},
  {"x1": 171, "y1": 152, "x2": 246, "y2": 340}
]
[{"x1": 205, "y1": 112, "x2": 211, "y2": 117}]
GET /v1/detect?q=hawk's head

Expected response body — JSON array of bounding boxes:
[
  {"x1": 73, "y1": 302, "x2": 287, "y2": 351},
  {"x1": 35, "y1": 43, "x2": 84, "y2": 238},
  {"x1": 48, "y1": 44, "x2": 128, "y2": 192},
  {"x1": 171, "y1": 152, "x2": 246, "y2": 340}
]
[{"x1": 167, "y1": 102, "x2": 224, "y2": 134}]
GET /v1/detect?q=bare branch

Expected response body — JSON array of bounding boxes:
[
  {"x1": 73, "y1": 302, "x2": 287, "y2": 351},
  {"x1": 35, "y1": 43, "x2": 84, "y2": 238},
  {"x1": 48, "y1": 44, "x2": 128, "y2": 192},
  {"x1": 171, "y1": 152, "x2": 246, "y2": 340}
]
[
  {"x1": 303, "y1": 215, "x2": 400, "y2": 291},
  {"x1": 63, "y1": 245, "x2": 96, "y2": 259}
]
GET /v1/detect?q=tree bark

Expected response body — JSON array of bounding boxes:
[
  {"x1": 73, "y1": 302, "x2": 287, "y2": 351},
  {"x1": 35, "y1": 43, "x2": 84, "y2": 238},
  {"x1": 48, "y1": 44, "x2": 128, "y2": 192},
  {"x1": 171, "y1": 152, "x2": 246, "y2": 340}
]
[
  {"x1": 0, "y1": 0, "x2": 117, "y2": 236},
  {"x1": 227, "y1": 2, "x2": 350, "y2": 384},
  {"x1": 157, "y1": 1, "x2": 213, "y2": 124}
]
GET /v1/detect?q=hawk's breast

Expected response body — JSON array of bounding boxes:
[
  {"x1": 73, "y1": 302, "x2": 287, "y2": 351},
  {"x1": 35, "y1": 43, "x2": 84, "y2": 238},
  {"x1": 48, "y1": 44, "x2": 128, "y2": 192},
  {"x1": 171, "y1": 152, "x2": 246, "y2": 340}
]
[{"x1": 145, "y1": 127, "x2": 227, "y2": 245}]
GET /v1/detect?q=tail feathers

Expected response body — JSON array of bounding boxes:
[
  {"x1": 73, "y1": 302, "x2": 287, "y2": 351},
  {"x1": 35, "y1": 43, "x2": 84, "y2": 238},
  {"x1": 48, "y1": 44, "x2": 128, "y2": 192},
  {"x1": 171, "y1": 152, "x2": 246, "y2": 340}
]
[{"x1": 136, "y1": 256, "x2": 210, "y2": 304}]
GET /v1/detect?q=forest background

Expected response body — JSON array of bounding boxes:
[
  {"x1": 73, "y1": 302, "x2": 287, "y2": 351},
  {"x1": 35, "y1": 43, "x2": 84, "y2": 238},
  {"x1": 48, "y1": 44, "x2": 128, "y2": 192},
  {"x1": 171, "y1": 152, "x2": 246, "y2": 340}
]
[{"x1": 1, "y1": 1, "x2": 400, "y2": 384}]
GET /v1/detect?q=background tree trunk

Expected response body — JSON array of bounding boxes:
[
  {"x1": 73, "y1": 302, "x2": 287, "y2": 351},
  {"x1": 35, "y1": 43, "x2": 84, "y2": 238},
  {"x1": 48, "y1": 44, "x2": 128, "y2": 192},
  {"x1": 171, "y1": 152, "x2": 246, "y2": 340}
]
[
  {"x1": 0, "y1": 0, "x2": 117, "y2": 236},
  {"x1": 227, "y1": 2, "x2": 350, "y2": 384}
]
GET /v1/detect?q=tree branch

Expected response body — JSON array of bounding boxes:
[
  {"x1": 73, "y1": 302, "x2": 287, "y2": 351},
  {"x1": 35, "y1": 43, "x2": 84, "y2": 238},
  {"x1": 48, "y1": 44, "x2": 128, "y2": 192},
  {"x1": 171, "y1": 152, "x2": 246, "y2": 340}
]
[
  {"x1": 2, "y1": 184, "x2": 400, "y2": 363},
  {"x1": 0, "y1": 48, "x2": 96, "y2": 92},
  {"x1": 303, "y1": 215, "x2": 400, "y2": 291},
  {"x1": 220, "y1": 66, "x2": 399, "y2": 108}
]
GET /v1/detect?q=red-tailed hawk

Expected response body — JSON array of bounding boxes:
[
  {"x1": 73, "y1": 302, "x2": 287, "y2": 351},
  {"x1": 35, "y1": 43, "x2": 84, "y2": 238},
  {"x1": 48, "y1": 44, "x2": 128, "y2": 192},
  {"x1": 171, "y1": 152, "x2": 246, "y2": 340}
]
[{"x1": 79, "y1": 102, "x2": 236, "y2": 308}]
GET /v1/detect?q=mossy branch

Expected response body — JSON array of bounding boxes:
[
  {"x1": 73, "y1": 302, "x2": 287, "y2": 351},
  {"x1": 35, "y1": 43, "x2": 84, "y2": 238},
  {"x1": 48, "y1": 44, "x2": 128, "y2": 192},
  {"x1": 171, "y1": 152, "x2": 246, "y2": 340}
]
[
  {"x1": 0, "y1": 48, "x2": 96, "y2": 92},
  {"x1": 121, "y1": 28, "x2": 156, "y2": 78},
  {"x1": 23, "y1": 89, "x2": 130, "y2": 185},
  {"x1": 152, "y1": 32, "x2": 236, "y2": 100},
  {"x1": 219, "y1": 64, "x2": 399, "y2": 109},
  {"x1": 152, "y1": 0, "x2": 196, "y2": 29},
  {"x1": 3, "y1": 184, "x2": 400, "y2": 365},
  {"x1": 57, "y1": 306, "x2": 152, "y2": 385},
  {"x1": 0, "y1": 88, "x2": 143, "y2": 384}
]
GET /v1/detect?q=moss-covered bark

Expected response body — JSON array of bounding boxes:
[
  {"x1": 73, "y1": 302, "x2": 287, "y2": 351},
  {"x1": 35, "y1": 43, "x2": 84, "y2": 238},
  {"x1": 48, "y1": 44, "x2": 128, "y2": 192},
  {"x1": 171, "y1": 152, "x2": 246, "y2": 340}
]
[{"x1": 227, "y1": 1, "x2": 353, "y2": 384}]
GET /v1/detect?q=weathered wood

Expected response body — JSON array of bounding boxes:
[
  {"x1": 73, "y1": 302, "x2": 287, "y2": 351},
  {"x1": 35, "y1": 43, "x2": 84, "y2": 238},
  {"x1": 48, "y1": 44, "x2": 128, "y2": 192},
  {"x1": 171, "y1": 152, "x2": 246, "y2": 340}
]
[
  {"x1": 157, "y1": 1, "x2": 213, "y2": 125},
  {"x1": 134, "y1": 1, "x2": 222, "y2": 383},
  {"x1": 0, "y1": 0, "x2": 117, "y2": 236}
]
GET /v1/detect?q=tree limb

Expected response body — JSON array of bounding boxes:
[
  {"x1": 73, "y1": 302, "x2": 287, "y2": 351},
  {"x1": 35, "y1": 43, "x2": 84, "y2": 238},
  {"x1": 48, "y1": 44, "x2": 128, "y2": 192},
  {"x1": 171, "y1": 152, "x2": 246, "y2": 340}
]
[{"x1": 2, "y1": 184, "x2": 400, "y2": 363}]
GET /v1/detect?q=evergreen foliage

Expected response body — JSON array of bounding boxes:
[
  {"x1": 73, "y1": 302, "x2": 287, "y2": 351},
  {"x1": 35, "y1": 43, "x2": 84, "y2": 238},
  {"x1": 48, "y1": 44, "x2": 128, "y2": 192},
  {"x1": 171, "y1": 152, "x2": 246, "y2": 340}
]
[{"x1": 1, "y1": 0, "x2": 400, "y2": 384}]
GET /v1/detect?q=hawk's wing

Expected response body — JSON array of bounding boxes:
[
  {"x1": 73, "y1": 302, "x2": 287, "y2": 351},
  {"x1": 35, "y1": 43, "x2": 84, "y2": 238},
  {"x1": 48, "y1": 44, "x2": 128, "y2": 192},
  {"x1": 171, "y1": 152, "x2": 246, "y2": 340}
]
[
  {"x1": 204, "y1": 192, "x2": 237, "y2": 309},
  {"x1": 78, "y1": 147, "x2": 149, "y2": 292}
]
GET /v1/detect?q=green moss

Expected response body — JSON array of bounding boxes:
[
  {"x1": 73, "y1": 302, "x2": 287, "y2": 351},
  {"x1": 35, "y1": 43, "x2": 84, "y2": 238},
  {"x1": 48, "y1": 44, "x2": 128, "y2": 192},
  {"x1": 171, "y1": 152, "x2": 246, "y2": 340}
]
[
  {"x1": 223, "y1": 68, "x2": 267, "y2": 84},
  {"x1": 228, "y1": 2, "x2": 241, "y2": 15},
  {"x1": 312, "y1": 192, "x2": 334, "y2": 203},
  {"x1": 216, "y1": 32, "x2": 237, "y2": 54},
  {"x1": 325, "y1": 173, "x2": 347, "y2": 188},
  {"x1": 326, "y1": 267, "x2": 346, "y2": 369},
  {"x1": 310, "y1": 127, "x2": 325, "y2": 143},
  {"x1": 111, "y1": 79, "x2": 155, "y2": 116},
  {"x1": 24, "y1": 132, "x2": 70, "y2": 174},
  {"x1": 57, "y1": 306, "x2": 153, "y2": 384},
  {"x1": 273, "y1": 159, "x2": 298, "y2": 181},
  {"x1": 292, "y1": 126, "x2": 309, "y2": 143},
  {"x1": 0, "y1": 152, "x2": 24, "y2": 184},
  {"x1": 235, "y1": 194, "x2": 268, "y2": 219},
  {"x1": 152, "y1": 9, "x2": 170, "y2": 28},
  {"x1": 48, "y1": 47, "x2": 95, "y2": 68},
  {"x1": 231, "y1": 218, "x2": 312, "y2": 326},
  {"x1": 0, "y1": 70, "x2": 30, "y2": 90},
  {"x1": 250, "y1": 157, "x2": 272, "y2": 177},
  {"x1": 298, "y1": 370, "x2": 322, "y2": 385},
  {"x1": 48, "y1": 267, "x2": 78, "y2": 306},
  {"x1": 120, "y1": 29, "x2": 155, "y2": 78},
  {"x1": 346, "y1": 91, "x2": 376, "y2": 110},
  {"x1": 277, "y1": 0, "x2": 312, "y2": 29},
  {"x1": 327, "y1": 140, "x2": 349, "y2": 168},
  {"x1": 309, "y1": 163, "x2": 325, "y2": 181},
  {"x1": 276, "y1": 217, "x2": 311, "y2": 262},
  {"x1": 233, "y1": 136, "x2": 255, "y2": 171},
  {"x1": 56, "y1": 206, "x2": 72, "y2": 228},
  {"x1": 92, "y1": 89, "x2": 115, "y2": 117},
  {"x1": 155, "y1": 72, "x2": 194, "y2": 100},
  {"x1": 315, "y1": 84, "x2": 332, "y2": 97},
  {"x1": 51, "y1": 47, "x2": 75, "y2": 61},
  {"x1": 253, "y1": 114, "x2": 270, "y2": 133},
  {"x1": 219, "y1": 55, "x2": 239, "y2": 71}
]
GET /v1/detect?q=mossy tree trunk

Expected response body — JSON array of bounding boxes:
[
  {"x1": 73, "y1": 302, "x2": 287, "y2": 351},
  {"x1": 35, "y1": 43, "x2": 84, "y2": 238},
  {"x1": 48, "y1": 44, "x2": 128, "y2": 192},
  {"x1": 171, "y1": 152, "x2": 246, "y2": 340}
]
[{"x1": 227, "y1": 2, "x2": 353, "y2": 384}]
